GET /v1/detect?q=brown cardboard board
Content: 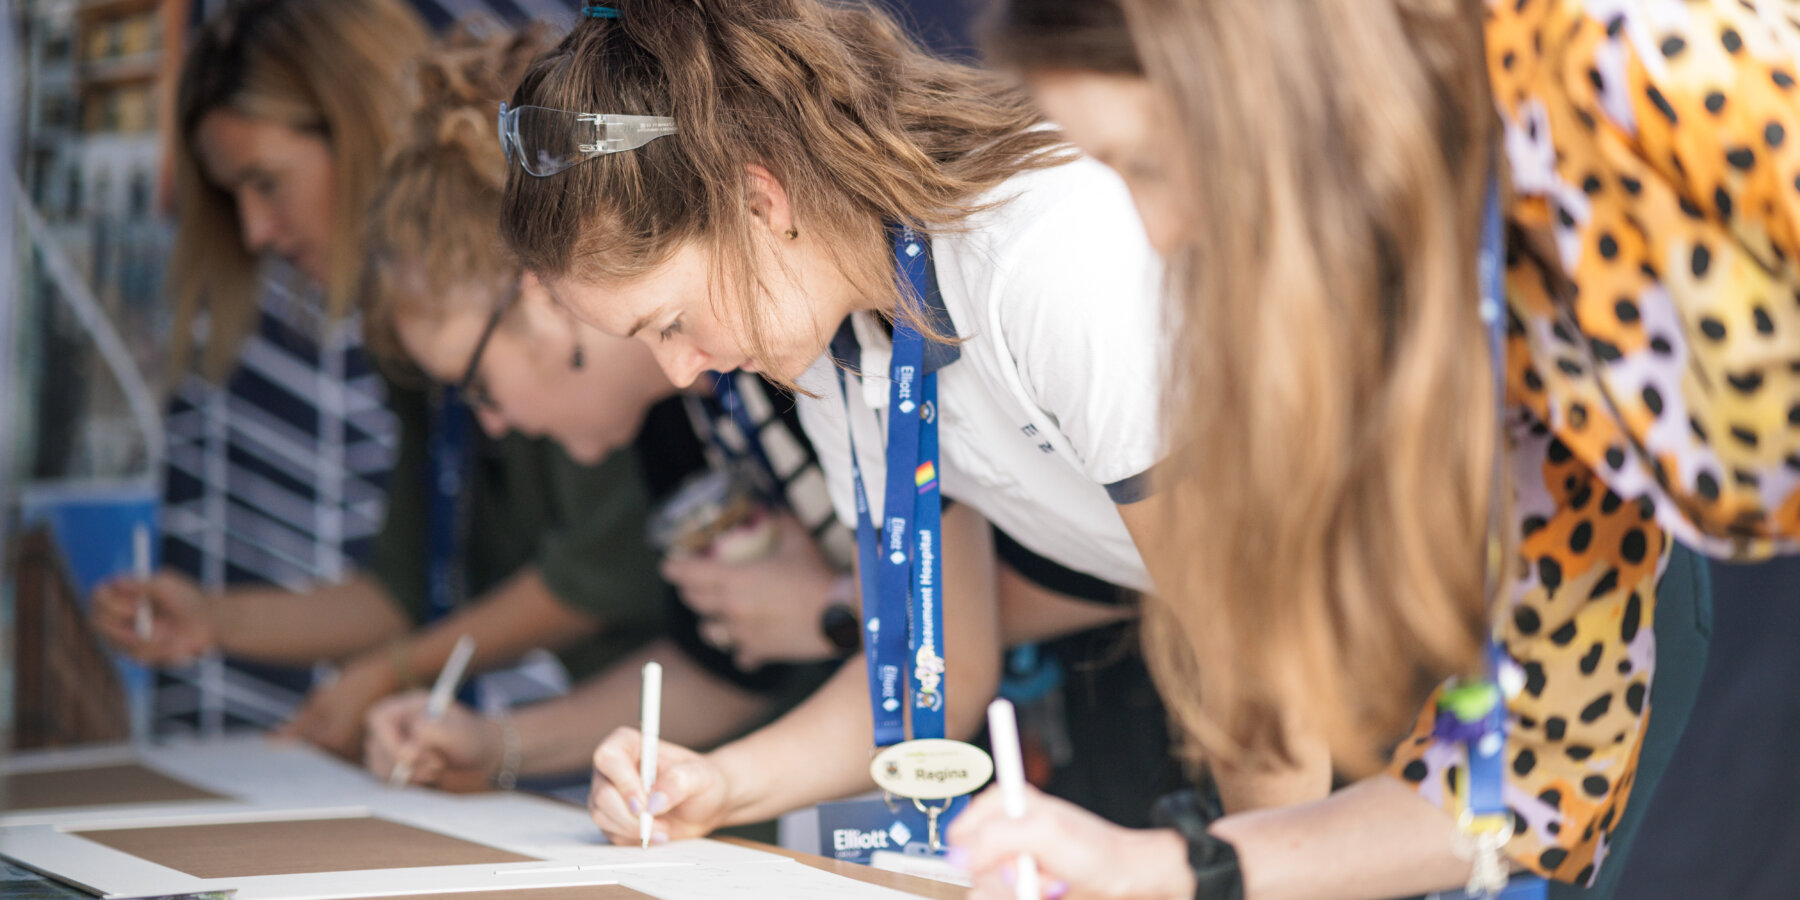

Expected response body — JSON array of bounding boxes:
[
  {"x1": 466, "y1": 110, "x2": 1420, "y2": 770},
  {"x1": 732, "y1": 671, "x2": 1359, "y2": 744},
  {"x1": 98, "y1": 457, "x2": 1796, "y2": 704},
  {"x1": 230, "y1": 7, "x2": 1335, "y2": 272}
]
[
  {"x1": 10, "y1": 528, "x2": 129, "y2": 749},
  {"x1": 2, "y1": 764, "x2": 227, "y2": 811},
  {"x1": 334, "y1": 889, "x2": 655, "y2": 900},
  {"x1": 72, "y1": 816, "x2": 539, "y2": 878}
]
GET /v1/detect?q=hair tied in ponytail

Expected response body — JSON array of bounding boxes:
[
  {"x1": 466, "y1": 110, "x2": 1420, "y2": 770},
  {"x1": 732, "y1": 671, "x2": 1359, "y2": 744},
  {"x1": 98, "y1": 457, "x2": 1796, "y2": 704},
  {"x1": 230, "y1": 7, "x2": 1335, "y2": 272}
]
[{"x1": 582, "y1": 6, "x2": 619, "y2": 18}]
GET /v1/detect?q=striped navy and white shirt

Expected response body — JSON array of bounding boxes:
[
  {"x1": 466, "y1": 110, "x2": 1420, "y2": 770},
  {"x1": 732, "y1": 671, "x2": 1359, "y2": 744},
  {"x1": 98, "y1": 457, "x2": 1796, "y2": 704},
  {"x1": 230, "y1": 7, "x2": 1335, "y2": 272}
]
[{"x1": 159, "y1": 269, "x2": 395, "y2": 733}]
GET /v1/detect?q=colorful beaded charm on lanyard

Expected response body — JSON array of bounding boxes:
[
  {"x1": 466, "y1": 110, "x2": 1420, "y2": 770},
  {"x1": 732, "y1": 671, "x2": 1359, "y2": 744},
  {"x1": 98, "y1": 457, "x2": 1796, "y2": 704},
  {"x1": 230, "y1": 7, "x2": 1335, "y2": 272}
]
[{"x1": 1430, "y1": 177, "x2": 1547, "y2": 900}]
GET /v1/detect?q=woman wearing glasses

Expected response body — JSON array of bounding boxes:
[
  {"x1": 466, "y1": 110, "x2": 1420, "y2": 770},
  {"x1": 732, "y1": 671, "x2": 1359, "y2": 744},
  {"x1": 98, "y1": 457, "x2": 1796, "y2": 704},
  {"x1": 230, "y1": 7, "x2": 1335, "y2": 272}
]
[
  {"x1": 356, "y1": 28, "x2": 862, "y2": 790},
  {"x1": 497, "y1": 0, "x2": 1330, "y2": 847},
  {"x1": 91, "y1": 9, "x2": 687, "y2": 761}
]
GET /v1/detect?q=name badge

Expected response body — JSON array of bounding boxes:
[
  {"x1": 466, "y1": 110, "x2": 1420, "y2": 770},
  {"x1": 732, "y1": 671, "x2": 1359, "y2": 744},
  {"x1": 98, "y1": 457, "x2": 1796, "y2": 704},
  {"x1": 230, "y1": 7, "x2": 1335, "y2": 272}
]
[
  {"x1": 870, "y1": 739, "x2": 994, "y2": 801},
  {"x1": 817, "y1": 797, "x2": 955, "y2": 864}
]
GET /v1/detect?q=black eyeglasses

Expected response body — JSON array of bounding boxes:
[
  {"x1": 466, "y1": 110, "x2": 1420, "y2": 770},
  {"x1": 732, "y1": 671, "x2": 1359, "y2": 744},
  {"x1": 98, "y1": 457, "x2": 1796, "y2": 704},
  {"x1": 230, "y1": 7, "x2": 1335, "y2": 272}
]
[{"x1": 456, "y1": 275, "x2": 524, "y2": 410}]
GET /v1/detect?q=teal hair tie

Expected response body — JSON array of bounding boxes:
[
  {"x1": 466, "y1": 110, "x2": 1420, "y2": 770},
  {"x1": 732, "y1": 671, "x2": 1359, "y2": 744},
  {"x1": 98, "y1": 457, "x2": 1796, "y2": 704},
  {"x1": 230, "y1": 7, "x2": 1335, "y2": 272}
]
[{"x1": 583, "y1": 5, "x2": 619, "y2": 17}]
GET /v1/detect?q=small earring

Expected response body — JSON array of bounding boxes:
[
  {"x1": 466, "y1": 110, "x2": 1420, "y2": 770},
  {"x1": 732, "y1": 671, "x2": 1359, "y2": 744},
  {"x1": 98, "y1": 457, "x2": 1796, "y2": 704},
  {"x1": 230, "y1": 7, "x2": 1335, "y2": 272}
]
[
  {"x1": 785, "y1": 227, "x2": 799, "y2": 240},
  {"x1": 571, "y1": 341, "x2": 586, "y2": 370}
]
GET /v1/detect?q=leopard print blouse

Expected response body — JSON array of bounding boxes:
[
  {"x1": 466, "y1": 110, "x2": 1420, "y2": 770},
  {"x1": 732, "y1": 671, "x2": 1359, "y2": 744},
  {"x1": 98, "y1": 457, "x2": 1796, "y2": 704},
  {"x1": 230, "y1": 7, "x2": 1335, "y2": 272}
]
[{"x1": 1388, "y1": 0, "x2": 1800, "y2": 884}]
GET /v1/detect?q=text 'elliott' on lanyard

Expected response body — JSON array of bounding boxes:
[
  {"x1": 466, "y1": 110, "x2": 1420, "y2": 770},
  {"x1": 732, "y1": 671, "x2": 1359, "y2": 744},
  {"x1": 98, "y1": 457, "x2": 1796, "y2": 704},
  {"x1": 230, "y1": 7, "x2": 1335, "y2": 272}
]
[{"x1": 837, "y1": 226, "x2": 992, "y2": 854}]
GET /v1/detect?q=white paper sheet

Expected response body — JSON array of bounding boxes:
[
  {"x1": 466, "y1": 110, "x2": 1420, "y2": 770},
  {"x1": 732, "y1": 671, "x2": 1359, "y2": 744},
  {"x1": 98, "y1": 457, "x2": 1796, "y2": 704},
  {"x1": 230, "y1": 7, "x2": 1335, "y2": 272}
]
[
  {"x1": 367, "y1": 793, "x2": 776, "y2": 866},
  {"x1": 0, "y1": 739, "x2": 931, "y2": 900},
  {"x1": 615, "y1": 859, "x2": 927, "y2": 900},
  {"x1": 1, "y1": 735, "x2": 378, "y2": 825}
]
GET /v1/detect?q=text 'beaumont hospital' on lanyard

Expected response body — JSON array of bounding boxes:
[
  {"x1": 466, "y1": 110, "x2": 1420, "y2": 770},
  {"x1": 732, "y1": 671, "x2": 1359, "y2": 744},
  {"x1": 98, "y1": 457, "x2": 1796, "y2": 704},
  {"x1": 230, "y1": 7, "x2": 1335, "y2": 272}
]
[{"x1": 837, "y1": 227, "x2": 946, "y2": 749}]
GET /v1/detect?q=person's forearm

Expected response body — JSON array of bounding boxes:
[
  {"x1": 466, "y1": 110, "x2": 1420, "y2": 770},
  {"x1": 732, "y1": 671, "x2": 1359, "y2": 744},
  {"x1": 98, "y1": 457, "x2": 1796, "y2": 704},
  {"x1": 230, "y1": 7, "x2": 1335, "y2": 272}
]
[
  {"x1": 710, "y1": 503, "x2": 1001, "y2": 826},
  {"x1": 395, "y1": 568, "x2": 602, "y2": 685},
  {"x1": 1209, "y1": 716, "x2": 1333, "y2": 814},
  {"x1": 708, "y1": 657, "x2": 873, "y2": 825},
  {"x1": 509, "y1": 640, "x2": 771, "y2": 777},
  {"x1": 996, "y1": 561, "x2": 1134, "y2": 646},
  {"x1": 214, "y1": 575, "x2": 408, "y2": 664},
  {"x1": 1211, "y1": 775, "x2": 1476, "y2": 900}
]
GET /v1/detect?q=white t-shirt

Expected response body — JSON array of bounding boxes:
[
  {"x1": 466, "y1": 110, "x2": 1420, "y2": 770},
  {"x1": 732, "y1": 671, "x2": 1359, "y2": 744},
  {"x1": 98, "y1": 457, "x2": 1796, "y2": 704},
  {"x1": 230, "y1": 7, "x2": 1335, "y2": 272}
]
[{"x1": 794, "y1": 157, "x2": 1165, "y2": 593}]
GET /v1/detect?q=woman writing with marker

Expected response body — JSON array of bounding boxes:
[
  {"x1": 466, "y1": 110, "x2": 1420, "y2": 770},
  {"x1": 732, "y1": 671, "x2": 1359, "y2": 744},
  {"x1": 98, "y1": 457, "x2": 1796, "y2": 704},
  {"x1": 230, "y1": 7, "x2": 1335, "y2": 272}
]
[
  {"x1": 496, "y1": 0, "x2": 1328, "y2": 844},
  {"x1": 951, "y1": 1, "x2": 1795, "y2": 897},
  {"x1": 352, "y1": 29, "x2": 850, "y2": 789}
]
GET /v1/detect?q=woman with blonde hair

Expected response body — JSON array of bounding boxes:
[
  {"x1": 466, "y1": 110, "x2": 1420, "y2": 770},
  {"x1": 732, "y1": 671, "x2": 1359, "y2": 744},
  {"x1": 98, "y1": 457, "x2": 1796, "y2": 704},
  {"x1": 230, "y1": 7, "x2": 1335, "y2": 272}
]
[
  {"x1": 92, "y1": 0, "x2": 430, "y2": 748},
  {"x1": 167, "y1": 0, "x2": 423, "y2": 379},
  {"x1": 951, "y1": 0, "x2": 1798, "y2": 898}
]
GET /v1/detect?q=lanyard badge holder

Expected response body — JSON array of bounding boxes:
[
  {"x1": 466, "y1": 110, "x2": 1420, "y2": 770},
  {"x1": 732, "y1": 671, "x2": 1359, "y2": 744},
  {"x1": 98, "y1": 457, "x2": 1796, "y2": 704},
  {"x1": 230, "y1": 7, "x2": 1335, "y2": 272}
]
[
  {"x1": 1431, "y1": 179, "x2": 1547, "y2": 900},
  {"x1": 833, "y1": 227, "x2": 992, "y2": 857}
]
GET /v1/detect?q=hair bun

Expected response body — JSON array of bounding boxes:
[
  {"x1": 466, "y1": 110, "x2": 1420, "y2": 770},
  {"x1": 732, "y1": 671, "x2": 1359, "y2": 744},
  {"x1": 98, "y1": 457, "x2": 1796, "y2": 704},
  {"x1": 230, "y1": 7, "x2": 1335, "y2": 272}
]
[{"x1": 397, "y1": 22, "x2": 557, "y2": 179}]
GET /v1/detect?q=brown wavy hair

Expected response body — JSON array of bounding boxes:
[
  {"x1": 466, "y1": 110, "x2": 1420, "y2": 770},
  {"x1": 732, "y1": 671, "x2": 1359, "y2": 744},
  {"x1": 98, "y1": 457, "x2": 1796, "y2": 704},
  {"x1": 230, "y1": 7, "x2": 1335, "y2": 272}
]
[
  {"x1": 362, "y1": 25, "x2": 559, "y2": 378},
  {"x1": 169, "y1": 0, "x2": 428, "y2": 380},
  {"x1": 499, "y1": 0, "x2": 1070, "y2": 382},
  {"x1": 1119, "y1": 0, "x2": 1501, "y2": 776}
]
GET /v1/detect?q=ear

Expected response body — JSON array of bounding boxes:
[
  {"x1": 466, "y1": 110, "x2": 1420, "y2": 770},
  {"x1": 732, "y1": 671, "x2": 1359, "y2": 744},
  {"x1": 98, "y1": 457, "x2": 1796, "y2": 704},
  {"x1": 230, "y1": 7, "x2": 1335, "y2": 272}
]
[
  {"x1": 744, "y1": 163, "x2": 796, "y2": 239},
  {"x1": 518, "y1": 271, "x2": 593, "y2": 348},
  {"x1": 514, "y1": 270, "x2": 559, "y2": 331}
]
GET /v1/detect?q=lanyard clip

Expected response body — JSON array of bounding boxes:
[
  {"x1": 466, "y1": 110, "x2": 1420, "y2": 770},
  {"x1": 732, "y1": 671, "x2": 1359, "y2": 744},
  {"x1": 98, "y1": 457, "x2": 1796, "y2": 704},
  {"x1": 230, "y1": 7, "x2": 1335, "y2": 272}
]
[
  {"x1": 1454, "y1": 808, "x2": 1515, "y2": 897},
  {"x1": 914, "y1": 797, "x2": 952, "y2": 853}
]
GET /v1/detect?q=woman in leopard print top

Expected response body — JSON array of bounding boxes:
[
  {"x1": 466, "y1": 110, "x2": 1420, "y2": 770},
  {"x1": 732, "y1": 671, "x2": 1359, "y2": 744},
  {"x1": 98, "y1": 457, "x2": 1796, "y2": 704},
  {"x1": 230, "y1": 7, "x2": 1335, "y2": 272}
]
[{"x1": 952, "y1": 1, "x2": 1800, "y2": 897}]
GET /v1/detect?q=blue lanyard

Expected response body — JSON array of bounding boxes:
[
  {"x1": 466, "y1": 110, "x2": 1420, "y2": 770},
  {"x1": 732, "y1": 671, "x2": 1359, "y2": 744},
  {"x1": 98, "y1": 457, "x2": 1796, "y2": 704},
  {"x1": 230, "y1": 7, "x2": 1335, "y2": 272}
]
[
  {"x1": 839, "y1": 226, "x2": 947, "y2": 747},
  {"x1": 1449, "y1": 177, "x2": 1545, "y2": 900},
  {"x1": 710, "y1": 372, "x2": 781, "y2": 502},
  {"x1": 424, "y1": 386, "x2": 473, "y2": 624},
  {"x1": 1470, "y1": 175, "x2": 1511, "y2": 822}
]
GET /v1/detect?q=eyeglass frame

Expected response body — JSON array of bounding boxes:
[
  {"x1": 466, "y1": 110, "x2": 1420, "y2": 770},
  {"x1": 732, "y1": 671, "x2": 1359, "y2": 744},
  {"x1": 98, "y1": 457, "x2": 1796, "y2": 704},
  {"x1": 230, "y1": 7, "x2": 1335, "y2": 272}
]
[
  {"x1": 497, "y1": 101, "x2": 678, "y2": 177},
  {"x1": 455, "y1": 273, "x2": 525, "y2": 410}
]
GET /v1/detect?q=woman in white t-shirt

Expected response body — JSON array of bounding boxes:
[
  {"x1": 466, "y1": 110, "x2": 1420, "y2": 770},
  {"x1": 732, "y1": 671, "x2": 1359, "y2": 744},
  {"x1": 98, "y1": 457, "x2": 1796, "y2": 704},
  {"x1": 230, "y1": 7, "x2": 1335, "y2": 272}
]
[{"x1": 497, "y1": 0, "x2": 1329, "y2": 842}]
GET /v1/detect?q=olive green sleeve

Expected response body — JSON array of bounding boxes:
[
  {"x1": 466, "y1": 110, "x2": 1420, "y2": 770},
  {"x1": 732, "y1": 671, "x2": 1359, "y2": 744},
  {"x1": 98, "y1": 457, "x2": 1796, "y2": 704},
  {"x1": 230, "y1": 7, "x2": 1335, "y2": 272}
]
[
  {"x1": 365, "y1": 379, "x2": 431, "y2": 625},
  {"x1": 533, "y1": 445, "x2": 669, "y2": 632}
]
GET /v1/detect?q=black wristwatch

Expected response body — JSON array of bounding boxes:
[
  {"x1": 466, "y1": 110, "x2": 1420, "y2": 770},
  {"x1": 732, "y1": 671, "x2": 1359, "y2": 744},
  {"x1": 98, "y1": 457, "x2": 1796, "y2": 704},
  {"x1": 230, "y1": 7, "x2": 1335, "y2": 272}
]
[
  {"x1": 819, "y1": 577, "x2": 862, "y2": 655},
  {"x1": 1151, "y1": 789, "x2": 1245, "y2": 900},
  {"x1": 820, "y1": 604, "x2": 860, "y2": 655}
]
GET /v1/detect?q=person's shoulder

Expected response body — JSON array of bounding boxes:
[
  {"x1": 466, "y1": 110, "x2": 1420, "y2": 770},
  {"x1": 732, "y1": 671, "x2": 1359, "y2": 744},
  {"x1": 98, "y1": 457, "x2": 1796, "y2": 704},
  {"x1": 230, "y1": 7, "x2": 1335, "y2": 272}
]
[
  {"x1": 945, "y1": 156, "x2": 1150, "y2": 295},
  {"x1": 969, "y1": 156, "x2": 1139, "y2": 235}
]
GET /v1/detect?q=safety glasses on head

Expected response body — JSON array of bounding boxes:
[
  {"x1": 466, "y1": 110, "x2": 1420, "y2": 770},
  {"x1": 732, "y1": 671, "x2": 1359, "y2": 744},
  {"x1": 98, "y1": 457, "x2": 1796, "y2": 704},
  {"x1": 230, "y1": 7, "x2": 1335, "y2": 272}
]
[{"x1": 498, "y1": 102, "x2": 677, "y2": 177}]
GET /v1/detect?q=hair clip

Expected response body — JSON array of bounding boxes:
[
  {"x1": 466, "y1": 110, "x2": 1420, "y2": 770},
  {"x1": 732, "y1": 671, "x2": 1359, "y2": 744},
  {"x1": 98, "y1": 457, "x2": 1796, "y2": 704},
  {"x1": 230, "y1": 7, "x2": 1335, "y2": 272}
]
[{"x1": 582, "y1": 5, "x2": 620, "y2": 17}]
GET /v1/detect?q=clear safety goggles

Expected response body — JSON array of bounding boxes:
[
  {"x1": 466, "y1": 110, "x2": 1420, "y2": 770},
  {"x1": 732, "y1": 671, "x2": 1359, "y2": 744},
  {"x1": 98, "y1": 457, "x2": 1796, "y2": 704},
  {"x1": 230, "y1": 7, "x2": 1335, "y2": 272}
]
[{"x1": 498, "y1": 102, "x2": 678, "y2": 177}]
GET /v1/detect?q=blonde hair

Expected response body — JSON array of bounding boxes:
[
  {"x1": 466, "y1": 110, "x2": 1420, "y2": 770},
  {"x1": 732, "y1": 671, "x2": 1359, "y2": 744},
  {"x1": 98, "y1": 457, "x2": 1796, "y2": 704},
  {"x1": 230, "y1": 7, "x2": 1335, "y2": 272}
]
[
  {"x1": 1122, "y1": 0, "x2": 1501, "y2": 776},
  {"x1": 363, "y1": 25, "x2": 558, "y2": 377},
  {"x1": 169, "y1": 0, "x2": 428, "y2": 380},
  {"x1": 499, "y1": 0, "x2": 1070, "y2": 385}
]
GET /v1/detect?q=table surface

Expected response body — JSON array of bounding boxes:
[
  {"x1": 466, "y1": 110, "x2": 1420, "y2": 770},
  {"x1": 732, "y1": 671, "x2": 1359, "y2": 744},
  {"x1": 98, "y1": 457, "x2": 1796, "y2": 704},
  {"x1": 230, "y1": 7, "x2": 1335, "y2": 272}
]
[
  {"x1": 4, "y1": 837, "x2": 966, "y2": 900},
  {"x1": 715, "y1": 836, "x2": 966, "y2": 900}
]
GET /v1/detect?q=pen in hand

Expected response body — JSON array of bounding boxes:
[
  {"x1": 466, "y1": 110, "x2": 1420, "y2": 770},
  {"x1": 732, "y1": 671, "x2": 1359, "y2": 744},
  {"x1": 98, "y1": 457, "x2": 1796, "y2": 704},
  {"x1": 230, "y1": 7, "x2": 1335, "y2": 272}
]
[
  {"x1": 389, "y1": 634, "x2": 477, "y2": 788},
  {"x1": 639, "y1": 660, "x2": 663, "y2": 848},
  {"x1": 133, "y1": 523, "x2": 153, "y2": 643},
  {"x1": 988, "y1": 698, "x2": 1038, "y2": 900}
]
